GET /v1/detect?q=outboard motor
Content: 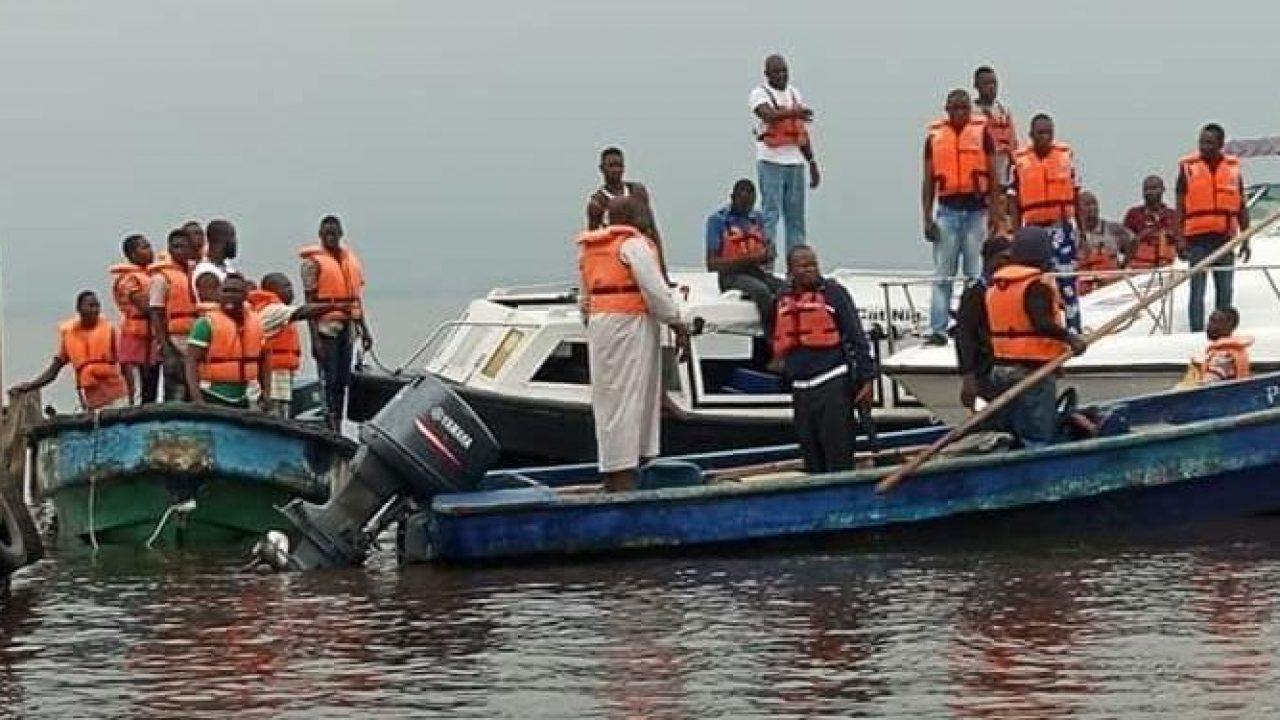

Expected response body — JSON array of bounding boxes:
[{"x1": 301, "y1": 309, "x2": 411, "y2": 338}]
[{"x1": 273, "y1": 374, "x2": 499, "y2": 570}]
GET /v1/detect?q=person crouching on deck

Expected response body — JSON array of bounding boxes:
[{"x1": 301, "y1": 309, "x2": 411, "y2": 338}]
[
  {"x1": 9, "y1": 291, "x2": 131, "y2": 411},
  {"x1": 1198, "y1": 307, "x2": 1252, "y2": 384},
  {"x1": 771, "y1": 245, "x2": 877, "y2": 474},
  {"x1": 184, "y1": 274, "x2": 268, "y2": 409}
]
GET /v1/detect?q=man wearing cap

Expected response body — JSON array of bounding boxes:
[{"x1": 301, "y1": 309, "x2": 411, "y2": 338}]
[
  {"x1": 978, "y1": 227, "x2": 1086, "y2": 446},
  {"x1": 954, "y1": 237, "x2": 1012, "y2": 412}
]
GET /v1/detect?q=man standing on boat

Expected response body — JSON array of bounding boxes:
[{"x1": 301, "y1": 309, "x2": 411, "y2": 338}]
[
  {"x1": 1076, "y1": 191, "x2": 1132, "y2": 295},
  {"x1": 771, "y1": 245, "x2": 877, "y2": 474},
  {"x1": 185, "y1": 274, "x2": 268, "y2": 409},
  {"x1": 586, "y1": 147, "x2": 671, "y2": 283},
  {"x1": 1122, "y1": 176, "x2": 1178, "y2": 271},
  {"x1": 1174, "y1": 124, "x2": 1250, "y2": 332},
  {"x1": 705, "y1": 178, "x2": 784, "y2": 338},
  {"x1": 300, "y1": 215, "x2": 373, "y2": 430},
  {"x1": 1011, "y1": 114, "x2": 1084, "y2": 333},
  {"x1": 149, "y1": 228, "x2": 200, "y2": 401},
  {"x1": 751, "y1": 54, "x2": 819, "y2": 255},
  {"x1": 980, "y1": 227, "x2": 1086, "y2": 447},
  {"x1": 110, "y1": 234, "x2": 160, "y2": 404},
  {"x1": 579, "y1": 196, "x2": 687, "y2": 492},
  {"x1": 9, "y1": 291, "x2": 131, "y2": 411},
  {"x1": 193, "y1": 219, "x2": 240, "y2": 303},
  {"x1": 921, "y1": 88, "x2": 1000, "y2": 345},
  {"x1": 973, "y1": 66, "x2": 1017, "y2": 235}
]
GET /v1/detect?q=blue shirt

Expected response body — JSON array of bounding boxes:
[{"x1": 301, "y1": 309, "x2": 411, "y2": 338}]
[{"x1": 705, "y1": 206, "x2": 768, "y2": 257}]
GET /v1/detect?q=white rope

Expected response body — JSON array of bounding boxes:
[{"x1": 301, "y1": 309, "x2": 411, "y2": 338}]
[{"x1": 144, "y1": 499, "x2": 197, "y2": 549}]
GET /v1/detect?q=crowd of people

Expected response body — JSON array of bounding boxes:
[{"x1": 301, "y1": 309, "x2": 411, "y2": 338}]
[
  {"x1": 579, "y1": 55, "x2": 1258, "y2": 485},
  {"x1": 7, "y1": 216, "x2": 372, "y2": 431}
]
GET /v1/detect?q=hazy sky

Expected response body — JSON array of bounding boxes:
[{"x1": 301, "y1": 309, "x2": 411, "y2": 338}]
[{"x1": 3, "y1": 0, "x2": 1280, "y2": 392}]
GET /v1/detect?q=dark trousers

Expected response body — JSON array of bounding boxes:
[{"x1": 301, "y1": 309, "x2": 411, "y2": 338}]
[
  {"x1": 316, "y1": 324, "x2": 354, "y2": 424},
  {"x1": 161, "y1": 343, "x2": 188, "y2": 402},
  {"x1": 719, "y1": 268, "x2": 785, "y2": 338},
  {"x1": 136, "y1": 363, "x2": 161, "y2": 404},
  {"x1": 793, "y1": 374, "x2": 854, "y2": 474}
]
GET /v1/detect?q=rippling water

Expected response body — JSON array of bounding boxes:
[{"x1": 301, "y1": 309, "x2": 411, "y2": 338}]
[{"x1": 4, "y1": 521, "x2": 1280, "y2": 719}]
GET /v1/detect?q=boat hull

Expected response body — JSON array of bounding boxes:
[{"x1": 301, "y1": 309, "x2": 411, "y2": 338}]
[
  {"x1": 404, "y1": 375, "x2": 1280, "y2": 564},
  {"x1": 350, "y1": 370, "x2": 929, "y2": 466},
  {"x1": 30, "y1": 405, "x2": 355, "y2": 549}
]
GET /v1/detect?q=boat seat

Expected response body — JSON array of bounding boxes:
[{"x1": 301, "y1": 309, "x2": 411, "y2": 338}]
[
  {"x1": 719, "y1": 289, "x2": 746, "y2": 301},
  {"x1": 726, "y1": 368, "x2": 783, "y2": 394},
  {"x1": 638, "y1": 460, "x2": 706, "y2": 489}
]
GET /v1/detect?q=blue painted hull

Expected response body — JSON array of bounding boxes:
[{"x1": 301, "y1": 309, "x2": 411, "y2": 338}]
[
  {"x1": 405, "y1": 373, "x2": 1280, "y2": 564},
  {"x1": 30, "y1": 404, "x2": 355, "y2": 547}
]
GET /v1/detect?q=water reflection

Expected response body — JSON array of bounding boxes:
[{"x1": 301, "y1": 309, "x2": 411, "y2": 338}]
[{"x1": 2, "y1": 532, "x2": 1280, "y2": 717}]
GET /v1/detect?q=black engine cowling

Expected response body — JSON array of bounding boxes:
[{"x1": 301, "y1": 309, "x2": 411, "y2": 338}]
[{"x1": 275, "y1": 374, "x2": 499, "y2": 570}]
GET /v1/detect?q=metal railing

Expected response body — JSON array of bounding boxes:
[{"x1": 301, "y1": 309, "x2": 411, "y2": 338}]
[{"x1": 876, "y1": 263, "x2": 1280, "y2": 353}]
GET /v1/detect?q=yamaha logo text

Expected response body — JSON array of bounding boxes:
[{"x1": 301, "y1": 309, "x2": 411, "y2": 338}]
[{"x1": 429, "y1": 406, "x2": 474, "y2": 449}]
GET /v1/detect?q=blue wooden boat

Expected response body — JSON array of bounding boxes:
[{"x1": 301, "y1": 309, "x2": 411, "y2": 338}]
[
  {"x1": 28, "y1": 404, "x2": 355, "y2": 549},
  {"x1": 398, "y1": 372, "x2": 1280, "y2": 564}
]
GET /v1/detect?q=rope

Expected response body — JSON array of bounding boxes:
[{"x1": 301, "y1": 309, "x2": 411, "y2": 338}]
[
  {"x1": 144, "y1": 499, "x2": 196, "y2": 549},
  {"x1": 87, "y1": 410, "x2": 101, "y2": 554},
  {"x1": 362, "y1": 347, "x2": 401, "y2": 376}
]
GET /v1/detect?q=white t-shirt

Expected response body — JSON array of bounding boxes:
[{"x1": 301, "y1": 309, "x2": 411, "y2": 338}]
[
  {"x1": 191, "y1": 259, "x2": 238, "y2": 297},
  {"x1": 749, "y1": 84, "x2": 809, "y2": 166}
]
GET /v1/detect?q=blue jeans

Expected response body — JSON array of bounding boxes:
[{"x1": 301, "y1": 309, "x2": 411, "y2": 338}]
[
  {"x1": 985, "y1": 364, "x2": 1058, "y2": 448},
  {"x1": 930, "y1": 204, "x2": 987, "y2": 335},
  {"x1": 757, "y1": 160, "x2": 807, "y2": 254},
  {"x1": 1186, "y1": 239, "x2": 1235, "y2": 332}
]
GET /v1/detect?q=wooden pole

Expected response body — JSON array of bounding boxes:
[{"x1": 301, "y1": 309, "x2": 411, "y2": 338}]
[{"x1": 876, "y1": 208, "x2": 1280, "y2": 494}]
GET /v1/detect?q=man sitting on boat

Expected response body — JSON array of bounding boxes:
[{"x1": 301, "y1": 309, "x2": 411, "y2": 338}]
[
  {"x1": 1198, "y1": 307, "x2": 1252, "y2": 385},
  {"x1": 771, "y1": 245, "x2": 877, "y2": 474},
  {"x1": 184, "y1": 274, "x2": 269, "y2": 409},
  {"x1": 955, "y1": 236, "x2": 1013, "y2": 411},
  {"x1": 977, "y1": 227, "x2": 1086, "y2": 447},
  {"x1": 248, "y1": 273, "x2": 350, "y2": 417},
  {"x1": 705, "y1": 178, "x2": 784, "y2": 339},
  {"x1": 9, "y1": 291, "x2": 131, "y2": 411},
  {"x1": 579, "y1": 196, "x2": 688, "y2": 492}
]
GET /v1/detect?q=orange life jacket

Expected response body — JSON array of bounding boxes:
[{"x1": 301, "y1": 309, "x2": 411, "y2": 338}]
[
  {"x1": 1014, "y1": 143, "x2": 1077, "y2": 226},
  {"x1": 247, "y1": 290, "x2": 302, "y2": 372},
  {"x1": 59, "y1": 318, "x2": 128, "y2": 410},
  {"x1": 577, "y1": 225, "x2": 654, "y2": 315},
  {"x1": 150, "y1": 260, "x2": 198, "y2": 335},
  {"x1": 719, "y1": 217, "x2": 769, "y2": 262},
  {"x1": 1180, "y1": 153, "x2": 1242, "y2": 237},
  {"x1": 772, "y1": 289, "x2": 841, "y2": 358},
  {"x1": 1202, "y1": 335, "x2": 1253, "y2": 383},
  {"x1": 757, "y1": 86, "x2": 810, "y2": 148},
  {"x1": 1076, "y1": 236, "x2": 1120, "y2": 295},
  {"x1": 299, "y1": 244, "x2": 365, "y2": 322},
  {"x1": 929, "y1": 117, "x2": 990, "y2": 197},
  {"x1": 985, "y1": 265, "x2": 1070, "y2": 362},
  {"x1": 200, "y1": 307, "x2": 265, "y2": 384},
  {"x1": 978, "y1": 102, "x2": 1016, "y2": 155},
  {"x1": 109, "y1": 263, "x2": 153, "y2": 337},
  {"x1": 1127, "y1": 207, "x2": 1178, "y2": 269}
]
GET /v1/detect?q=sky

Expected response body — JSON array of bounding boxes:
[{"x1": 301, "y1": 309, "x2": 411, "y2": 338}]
[{"x1": 2, "y1": 0, "x2": 1280, "y2": 399}]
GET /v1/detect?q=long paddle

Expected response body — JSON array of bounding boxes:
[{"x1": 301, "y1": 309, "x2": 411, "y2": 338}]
[{"x1": 876, "y1": 208, "x2": 1280, "y2": 494}]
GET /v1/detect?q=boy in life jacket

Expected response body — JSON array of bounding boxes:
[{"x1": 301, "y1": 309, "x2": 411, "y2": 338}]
[
  {"x1": 149, "y1": 227, "x2": 200, "y2": 401},
  {"x1": 184, "y1": 273, "x2": 268, "y2": 409},
  {"x1": 771, "y1": 245, "x2": 877, "y2": 474},
  {"x1": 248, "y1": 273, "x2": 350, "y2": 417},
  {"x1": 705, "y1": 178, "x2": 784, "y2": 339},
  {"x1": 9, "y1": 291, "x2": 131, "y2": 411},
  {"x1": 110, "y1": 234, "x2": 160, "y2": 404},
  {"x1": 1198, "y1": 307, "x2": 1252, "y2": 385}
]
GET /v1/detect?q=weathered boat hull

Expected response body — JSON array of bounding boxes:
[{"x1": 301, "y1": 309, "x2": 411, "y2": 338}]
[
  {"x1": 403, "y1": 373, "x2": 1280, "y2": 564},
  {"x1": 30, "y1": 405, "x2": 355, "y2": 549}
]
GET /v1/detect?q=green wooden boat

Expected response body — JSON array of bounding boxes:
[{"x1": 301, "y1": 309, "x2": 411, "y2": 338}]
[{"x1": 28, "y1": 404, "x2": 355, "y2": 549}]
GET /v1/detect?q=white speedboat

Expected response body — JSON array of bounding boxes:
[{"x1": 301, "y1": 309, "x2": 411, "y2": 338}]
[
  {"x1": 882, "y1": 184, "x2": 1280, "y2": 425},
  {"x1": 348, "y1": 269, "x2": 938, "y2": 465}
]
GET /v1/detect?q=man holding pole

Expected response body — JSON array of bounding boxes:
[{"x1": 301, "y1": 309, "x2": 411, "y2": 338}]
[{"x1": 979, "y1": 227, "x2": 1086, "y2": 447}]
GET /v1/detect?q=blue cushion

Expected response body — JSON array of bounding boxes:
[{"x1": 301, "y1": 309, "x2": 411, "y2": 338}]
[
  {"x1": 638, "y1": 460, "x2": 705, "y2": 489},
  {"x1": 729, "y1": 368, "x2": 783, "y2": 394}
]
